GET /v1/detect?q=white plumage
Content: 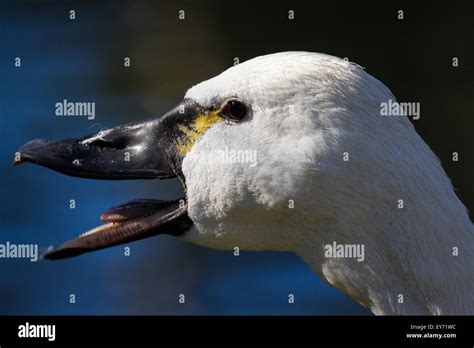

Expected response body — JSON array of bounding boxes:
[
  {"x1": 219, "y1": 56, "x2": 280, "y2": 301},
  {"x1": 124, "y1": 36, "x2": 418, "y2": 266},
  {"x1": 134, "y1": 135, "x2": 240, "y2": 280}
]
[{"x1": 178, "y1": 52, "x2": 473, "y2": 315}]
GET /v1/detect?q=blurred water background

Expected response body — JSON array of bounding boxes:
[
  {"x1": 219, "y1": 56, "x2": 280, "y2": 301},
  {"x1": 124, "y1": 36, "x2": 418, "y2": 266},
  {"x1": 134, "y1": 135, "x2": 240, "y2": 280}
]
[{"x1": 0, "y1": 0, "x2": 471, "y2": 315}]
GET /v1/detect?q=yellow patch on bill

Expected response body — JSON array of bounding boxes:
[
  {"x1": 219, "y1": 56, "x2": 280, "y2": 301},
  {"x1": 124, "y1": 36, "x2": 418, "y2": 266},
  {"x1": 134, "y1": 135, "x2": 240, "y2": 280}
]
[{"x1": 177, "y1": 110, "x2": 222, "y2": 156}]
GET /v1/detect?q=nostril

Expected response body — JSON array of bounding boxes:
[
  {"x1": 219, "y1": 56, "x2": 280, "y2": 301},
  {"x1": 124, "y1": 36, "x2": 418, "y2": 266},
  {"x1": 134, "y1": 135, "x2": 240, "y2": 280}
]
[
  {"x1": 89, "y1": 139, "x2": 116, "y2": 149},
  {"x1": 86, "y1": 138, "x2": 128, "y2": 150}
]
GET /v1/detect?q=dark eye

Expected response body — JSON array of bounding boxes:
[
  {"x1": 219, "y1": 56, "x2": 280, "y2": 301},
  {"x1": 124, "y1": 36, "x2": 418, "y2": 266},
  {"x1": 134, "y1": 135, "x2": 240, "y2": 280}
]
[{"x1": 220, "y1": 99, "x2": 247, "y2": 121}]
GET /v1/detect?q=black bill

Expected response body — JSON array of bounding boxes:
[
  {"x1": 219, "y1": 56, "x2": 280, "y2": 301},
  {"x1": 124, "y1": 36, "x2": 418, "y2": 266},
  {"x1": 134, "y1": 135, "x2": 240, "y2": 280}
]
[
  {"x1": 14, "y1": 110, "x2": 181, "y2": 180},
  {"x1": 13, "y1": 100, "x2": 204, "y2": 259},
  {"x1": 43, "y1": 199, "x2": 192, "y2": 259}
]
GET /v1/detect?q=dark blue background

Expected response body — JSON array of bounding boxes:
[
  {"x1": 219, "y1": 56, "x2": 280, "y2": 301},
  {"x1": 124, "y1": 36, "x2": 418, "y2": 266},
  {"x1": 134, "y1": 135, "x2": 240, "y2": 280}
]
[{"x1": 1, "y1": 0, "x2": 471, "y2": 315}]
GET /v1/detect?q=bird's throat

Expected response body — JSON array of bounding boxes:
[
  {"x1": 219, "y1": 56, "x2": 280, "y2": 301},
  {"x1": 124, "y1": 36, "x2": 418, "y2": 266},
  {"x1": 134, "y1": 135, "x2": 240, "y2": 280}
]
[{"x1": 295, "y1": 215, "x2": 474, "y2": 315}]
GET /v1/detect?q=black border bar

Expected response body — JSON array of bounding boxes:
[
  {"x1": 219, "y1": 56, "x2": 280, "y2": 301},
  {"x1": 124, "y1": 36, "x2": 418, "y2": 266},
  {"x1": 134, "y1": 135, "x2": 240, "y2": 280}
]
[{"x1": 0, "y1": 316, "x2": 473, "y2": 345}]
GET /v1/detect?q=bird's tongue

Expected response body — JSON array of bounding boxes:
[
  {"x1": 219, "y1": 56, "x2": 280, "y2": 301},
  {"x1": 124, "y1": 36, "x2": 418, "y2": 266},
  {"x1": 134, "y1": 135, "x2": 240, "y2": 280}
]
[
  {"x1": 100, "y1": 199, "x2": 184, "y2": 223},
  {"x1": 43, "y1": 198, "x2": 190, "y2": 260}
]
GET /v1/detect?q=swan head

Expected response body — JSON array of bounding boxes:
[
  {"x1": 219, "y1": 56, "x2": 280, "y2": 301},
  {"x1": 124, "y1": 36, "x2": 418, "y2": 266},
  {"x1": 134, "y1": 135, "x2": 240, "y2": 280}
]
[
  {"x1": 178, "y1": 51, "x2": 401, "y2": 251},
  {"x1": 13, "y1": 51, "x2": 412, "y2": 255}
]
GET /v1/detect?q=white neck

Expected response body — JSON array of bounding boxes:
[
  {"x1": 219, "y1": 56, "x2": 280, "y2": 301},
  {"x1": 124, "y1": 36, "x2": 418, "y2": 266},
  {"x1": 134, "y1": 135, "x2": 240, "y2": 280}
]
[
  {"x1": 292, "y1": 102, "x2": 474, "y2": 315},
  {"x1": 294, "y1": 190, "x2": 474, "y2": 315}
]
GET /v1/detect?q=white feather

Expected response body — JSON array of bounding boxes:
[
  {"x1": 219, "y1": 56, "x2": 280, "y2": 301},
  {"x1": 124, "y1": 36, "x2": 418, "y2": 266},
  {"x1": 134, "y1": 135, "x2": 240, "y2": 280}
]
[{"x1": 179, "y1": 52, "x2": 474, "y2": 315}]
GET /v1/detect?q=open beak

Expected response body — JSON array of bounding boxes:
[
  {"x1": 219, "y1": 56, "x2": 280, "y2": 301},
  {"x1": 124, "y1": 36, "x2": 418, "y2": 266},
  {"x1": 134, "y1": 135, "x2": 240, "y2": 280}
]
[{"x1": 13, "y1": 100, "x2": 200, "y2": 259}]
